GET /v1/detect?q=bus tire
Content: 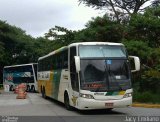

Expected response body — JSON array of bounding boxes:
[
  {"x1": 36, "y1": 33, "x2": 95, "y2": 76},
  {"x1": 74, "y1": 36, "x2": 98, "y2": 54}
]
[
  {"x1": 64, "y1": 92, "x2": 72, "y2": 110},
  {"x1": 10, "y1": 85, "x2": 14, "y2": 91},
  {"x1": 42, "y1": 87, "x2": 46, "y2": 99},
  {"x1": 26, "y1": 85, "x2": 30, "y2": 92},
  {"x1": 31, "y1": 85, "x2": 35, "y2": 92}
]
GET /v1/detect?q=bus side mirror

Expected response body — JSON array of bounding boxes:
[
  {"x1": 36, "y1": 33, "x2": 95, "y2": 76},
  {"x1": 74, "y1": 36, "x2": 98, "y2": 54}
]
[
  {"x1": 129, "y1": 56, "x2": 140, "y2": 73},
  {"x1": 74, "y1": 56, "x2": 80, "y2": 72}
]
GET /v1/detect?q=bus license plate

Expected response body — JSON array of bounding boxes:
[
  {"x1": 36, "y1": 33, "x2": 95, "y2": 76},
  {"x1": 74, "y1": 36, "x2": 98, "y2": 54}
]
[{"x1": 105, "y1": 103, "x2": 113, "y2": 107}]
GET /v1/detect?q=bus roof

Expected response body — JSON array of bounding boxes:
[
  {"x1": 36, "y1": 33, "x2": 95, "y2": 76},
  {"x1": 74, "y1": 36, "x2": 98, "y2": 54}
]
[
  {"x1": 68, "y1": 42, "x2": 124, "y2": 47},
  {"x1": 4, "y1": 63, "x2": 37, "y2": 69},
  {"x1": 38, "y1": 46, "x2": 68, "y2": 60},
  {"x1": 38, "y1": 42, "x2": 124, "y2": 61}
]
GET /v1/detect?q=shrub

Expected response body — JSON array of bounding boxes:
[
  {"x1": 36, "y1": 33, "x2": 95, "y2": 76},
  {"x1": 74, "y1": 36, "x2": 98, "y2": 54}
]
[{"x1": 133, "y1": 91, "x2": 160, "y2": 104}]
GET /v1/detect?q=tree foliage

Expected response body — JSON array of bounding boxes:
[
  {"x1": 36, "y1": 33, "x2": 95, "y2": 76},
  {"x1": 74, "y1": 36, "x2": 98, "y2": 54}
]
[
  {"x1": 44, "y1": 26, "x2": 76, "y2": 46},
  {"x1": 127, "y1": 7, "x2": 160, "y2": 47},
  {"x1": 75, "y1": 15, "x2": 124, "y2": 42},
  {"x1": 79, "y1": 0, "x2": 157, "y2": 23}
]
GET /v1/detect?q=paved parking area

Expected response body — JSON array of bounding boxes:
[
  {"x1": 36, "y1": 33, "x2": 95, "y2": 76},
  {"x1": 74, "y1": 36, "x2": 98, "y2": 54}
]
[{"x1": 0, "y1": 92, "x2": 160, "y2": 122}]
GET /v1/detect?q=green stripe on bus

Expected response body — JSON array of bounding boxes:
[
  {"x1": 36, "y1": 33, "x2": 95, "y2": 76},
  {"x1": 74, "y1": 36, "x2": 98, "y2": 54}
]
[
  {"x1": 105, "y1": 91, "x2": 125, "y2": 96},
  {"x1": 52, "y1": 69, "x2": 61, "y2": 99},
  {"x1": 105, "y1": 91, "x2": 118, "y2": 96},
  {"x1": 105, "y1": 91, "x2": 115, "y2": 96}
]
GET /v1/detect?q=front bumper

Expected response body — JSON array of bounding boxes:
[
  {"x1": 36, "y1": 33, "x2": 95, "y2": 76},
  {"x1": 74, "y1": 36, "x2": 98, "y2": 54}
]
[{"x1": 76, "y1": 97, "x2": 132, "y2": 110}]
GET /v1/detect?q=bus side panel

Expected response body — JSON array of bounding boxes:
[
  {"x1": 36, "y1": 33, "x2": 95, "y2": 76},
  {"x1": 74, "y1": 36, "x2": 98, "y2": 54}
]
[
  {"x1": 57, "y1": 69, "x2": 69, "y2": 103},
  {"x1": 38, "y1": 70, "x2": 62, "y2": 100},
  {"x1": 37, "y1": 71, "x2": 53, "y2": 96},
  {"x1": 37, "y1": 79, "x2": 43, "y2": 92},
  {"x1": 38, "y1": 69, "x2": 70, "y2": 103},
  {"x1": 45, "y1": 71, "x2": 53, "y2": 97},
  {"x1": 51, "y1": 69, "x2": 61, "y2": 99}
]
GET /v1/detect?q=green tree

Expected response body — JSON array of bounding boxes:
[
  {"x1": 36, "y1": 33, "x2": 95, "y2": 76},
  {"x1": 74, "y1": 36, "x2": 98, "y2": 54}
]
[
  {"x1": 75, "y1": 15, "x2": 124, "y2": 42},
  {"x1": 122, "y1": 40, "x2": 152, "y2": 65},
  {"x1": 127, "y1": 6, "x2": 160, "y2": 47},
  {"x1": 45, "y1": 26, "x2": 76, "y2": 46},
  {"x1": 79, "y1": 0, "x2": 156, "y2": 23}
]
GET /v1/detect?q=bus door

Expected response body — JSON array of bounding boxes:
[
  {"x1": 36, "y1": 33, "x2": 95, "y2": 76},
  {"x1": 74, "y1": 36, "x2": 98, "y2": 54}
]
[{"x1": 70, "y1": 46, "x2": 79, "y2": 106}]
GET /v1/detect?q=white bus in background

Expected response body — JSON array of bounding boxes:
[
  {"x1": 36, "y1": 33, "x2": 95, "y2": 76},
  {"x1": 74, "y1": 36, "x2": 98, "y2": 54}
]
[
  {"x1": 38, "y1": 42, "x2": 140, "y2": 110},
  {"x1": 3, "y1": 63, "x2": 37, "y2": 92}
]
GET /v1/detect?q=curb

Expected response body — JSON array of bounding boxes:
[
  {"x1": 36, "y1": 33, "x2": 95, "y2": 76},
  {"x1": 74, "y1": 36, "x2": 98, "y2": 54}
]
[{"x1": 132, "y1": 103, "x2": 160, "y2": 108}]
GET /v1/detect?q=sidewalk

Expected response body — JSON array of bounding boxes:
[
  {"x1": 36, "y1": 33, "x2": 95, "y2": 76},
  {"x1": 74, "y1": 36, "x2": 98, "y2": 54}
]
[{"x1": 132, "y1": 103, "x2": 160, "y2": 108}]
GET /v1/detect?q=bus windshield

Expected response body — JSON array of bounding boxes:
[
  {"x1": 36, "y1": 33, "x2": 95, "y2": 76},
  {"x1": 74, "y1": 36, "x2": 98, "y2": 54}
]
[{"x1": 79, "y1": 45, "x2": 131, "y2": 92}]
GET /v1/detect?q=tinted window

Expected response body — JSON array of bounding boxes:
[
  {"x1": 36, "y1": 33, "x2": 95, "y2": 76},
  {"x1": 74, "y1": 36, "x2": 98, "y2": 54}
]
[
  {"x1": 38, "y1": 49, "x2": 68, "y2": 71},
  {"x1": 79, "y1": 45, "x2": 126, "y2": 58},
  {"x1": 70, "y1": 46, "x2": 79, "y2": 91},
  {"x1": 80, "y1": 59, "x2": 131, "y2": 92}
]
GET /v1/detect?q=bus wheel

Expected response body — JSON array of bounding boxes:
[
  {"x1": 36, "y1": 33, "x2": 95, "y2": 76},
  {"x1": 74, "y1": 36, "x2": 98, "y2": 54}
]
[
  {"x1": 10, "y1": 85, "x2": 14, "y2": 91},
  {"x1": 31, "y1": 86, "x2": 35, "y2": 92},
  {"x1": 64, "y1": 93, "x2": 72, "y2": 110},
  {"x1": 26, "y1": 85, "x2": 30, "y2": 92}
]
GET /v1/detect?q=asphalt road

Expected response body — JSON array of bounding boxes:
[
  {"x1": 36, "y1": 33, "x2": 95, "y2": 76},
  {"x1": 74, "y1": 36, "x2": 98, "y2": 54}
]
[{"x1": 0, "y1": 92, "x2": 160, "y2": 122}]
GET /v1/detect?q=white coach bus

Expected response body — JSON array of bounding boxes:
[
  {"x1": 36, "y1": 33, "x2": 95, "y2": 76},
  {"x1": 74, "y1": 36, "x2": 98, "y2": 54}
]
[
  {"x1": 38, "y1": 42, "x2": 140, "y2": 110},
  {"x1": 3, "y1": 63, "x2": 37, "y2": 92}
]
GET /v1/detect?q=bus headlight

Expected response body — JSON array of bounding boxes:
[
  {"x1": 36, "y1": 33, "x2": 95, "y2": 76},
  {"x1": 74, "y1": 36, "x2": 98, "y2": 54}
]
[
  {"x1": 80, "y1": 93, "x2": 94, "y2": 99},
  {"x1": 123, "y1": 93, "x2": 132, "y2": 98}
]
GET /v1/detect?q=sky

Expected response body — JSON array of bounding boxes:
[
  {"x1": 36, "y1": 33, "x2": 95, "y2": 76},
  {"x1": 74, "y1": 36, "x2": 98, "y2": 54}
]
[{"x1": 0, "y1": 0, "x2": 103, "y2": 37}]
